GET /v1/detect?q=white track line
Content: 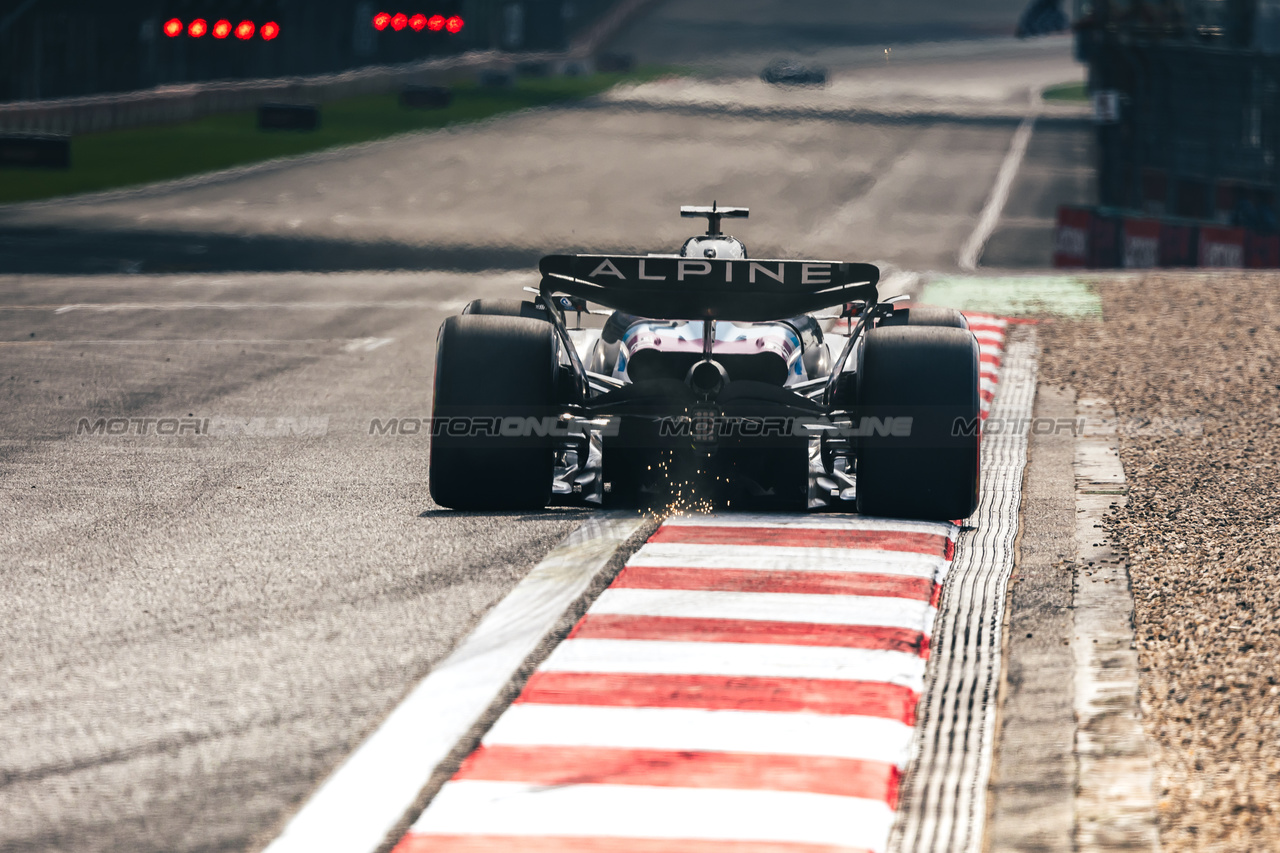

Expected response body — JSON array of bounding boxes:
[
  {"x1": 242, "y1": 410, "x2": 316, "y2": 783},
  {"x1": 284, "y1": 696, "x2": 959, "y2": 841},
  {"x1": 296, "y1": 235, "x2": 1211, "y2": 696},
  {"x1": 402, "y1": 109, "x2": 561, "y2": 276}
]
[
  {"x1": 958, "y1": 100, "x2": 1038, "y2": 271},
  {"x1": 261, "y1": 513, "x2": 646, "y2": 853}
]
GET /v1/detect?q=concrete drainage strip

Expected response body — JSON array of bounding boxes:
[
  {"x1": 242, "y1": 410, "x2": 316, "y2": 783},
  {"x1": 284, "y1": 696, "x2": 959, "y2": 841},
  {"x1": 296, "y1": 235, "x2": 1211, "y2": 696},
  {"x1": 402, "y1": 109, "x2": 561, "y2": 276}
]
[{"x1": 892, "y1": 327, "x2": 1161, "y2": 852}]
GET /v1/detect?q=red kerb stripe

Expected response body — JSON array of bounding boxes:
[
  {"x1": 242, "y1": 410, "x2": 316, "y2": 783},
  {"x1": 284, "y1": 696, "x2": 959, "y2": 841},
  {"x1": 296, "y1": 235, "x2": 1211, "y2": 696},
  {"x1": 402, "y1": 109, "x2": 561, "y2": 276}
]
[
  {"x1": 650, "y1": 525, "x2": 948, "y2": 557},
  {"x1": 517, "y1": 671, "x2": 919, "y2": 723},
  {"x1": 980, "y1": 352, "x2": 1002, "y2": 366},
  {"x1": 612, "y1": 565, "x2": 936, "y2": 601},
  {"x1": 453, "y1": 744, "x2": 901, "y2": 803},
  {"x1": 569, "y1": 614, "x2": 930, "y2": 655},
  {"x1": 394, "y1": 835, "x2": 875, "y2": 853}
]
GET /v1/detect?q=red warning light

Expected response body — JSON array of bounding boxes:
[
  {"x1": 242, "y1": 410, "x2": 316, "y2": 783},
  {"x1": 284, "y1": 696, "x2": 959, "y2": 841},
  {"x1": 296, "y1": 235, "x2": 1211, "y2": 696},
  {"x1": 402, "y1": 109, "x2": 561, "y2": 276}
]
[
  {"x1": 426, "y1": 14, "x2": 445, "y2": 31},
  {"x1": 235, "y1": 20, "x2": 255, "y2": 40},
  {"x1": 391, "y1": 12, "x2": 408, "y2": 30},
  {"x1": 188, "y1": 18, "x2": 208, "y2": 37},
  {"x1": 260, "y1": 21, "x2": 280, "y2": 41},
  {"x1": 372, "y1": 11, "x2": 392, "y2": 30},
  {"x1": 409, "y1": 13, "x2": 427, "y2": 31},
  {"x1": 163, "y1": 18, "x2": 183, "y2": 37},
  {"x1": 212, "y1": 19, "x2": 232, "y2": 38},
  {"x1": 445, "y1": 15, "x2": 464, "y2": 33}
]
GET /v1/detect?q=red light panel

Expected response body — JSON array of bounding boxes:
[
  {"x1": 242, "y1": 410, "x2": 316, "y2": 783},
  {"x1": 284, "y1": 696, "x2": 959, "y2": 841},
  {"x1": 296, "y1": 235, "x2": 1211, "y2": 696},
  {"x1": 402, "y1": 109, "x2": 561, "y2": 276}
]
[
  {"x1": 235, "y1": 20, "x2": 255, "y2": 40},
  {"x1": 445, "y1": 15, "x2": 464, "y2": 33},
  {"x1": 391, "y1": 13, "x2": 408, "y2": 30},
  {"x1": 188, "y1": 18, "x2": 207, "y2": 37},
  {"x1": 260, "y1": 21, "x2": 280, "y2": 40},
  {"x1": 426, "y1": 14, "x2": 445, "y2": 31},
  {"x1": 163, "y1": 18, "x2": 183, "y2": 37},
  {"x1": 409, "y1": 13, "x2": 427, "y2": 31},
  {"x1": 372, "y1": 11, "x2": 392, "y2": 30},
  {"x1": 213, "y1": 19, "x2": 232, "y2": 38}
]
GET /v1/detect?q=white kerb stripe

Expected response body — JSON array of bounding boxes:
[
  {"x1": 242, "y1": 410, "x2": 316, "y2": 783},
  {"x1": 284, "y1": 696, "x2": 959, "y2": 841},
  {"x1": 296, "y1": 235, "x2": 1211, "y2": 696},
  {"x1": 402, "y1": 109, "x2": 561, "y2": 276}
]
[
  {"x1": 481, "y1": 704, "x2": 915, "y2": 765},
  {"x1": 540, "y1": 638, "x2": 927, "y2": 686},
  {"x1": 589, "y1": 588, "x2": 938, "y2": 633},
  {"x1": 659, "y1": 514, "x2": 957, "y2": 539},
  {"x1": 627, "y1": 543, "x2": 950, "y2": 580},
  {"x1": 412, "y1": 781, "x2": 895, "y2": 851}
]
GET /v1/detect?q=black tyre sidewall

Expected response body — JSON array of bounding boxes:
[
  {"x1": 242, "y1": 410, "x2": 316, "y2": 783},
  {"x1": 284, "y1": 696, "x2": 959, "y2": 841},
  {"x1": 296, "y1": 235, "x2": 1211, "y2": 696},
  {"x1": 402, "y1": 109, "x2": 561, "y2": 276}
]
[
  {"x1": 429, "y1": 314, "x2": 559, "y2": 510},
  {"x1": 854, "y1": 326, "x2": 981, "y2": 521}
]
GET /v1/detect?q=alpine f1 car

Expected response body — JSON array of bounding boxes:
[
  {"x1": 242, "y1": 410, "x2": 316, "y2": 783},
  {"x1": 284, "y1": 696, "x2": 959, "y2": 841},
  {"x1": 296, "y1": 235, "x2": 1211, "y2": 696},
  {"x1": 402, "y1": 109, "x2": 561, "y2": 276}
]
[{"x1": 429, "y1": 205, "x2": 981, "y2": 521}]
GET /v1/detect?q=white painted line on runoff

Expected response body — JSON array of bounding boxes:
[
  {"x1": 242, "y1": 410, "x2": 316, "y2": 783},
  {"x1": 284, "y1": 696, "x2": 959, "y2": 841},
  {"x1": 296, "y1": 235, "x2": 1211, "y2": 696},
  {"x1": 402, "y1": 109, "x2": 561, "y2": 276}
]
[
  {"x1": 483, "y1": 704, "x2": 915, "y2": 764},
  {"x1": 590, "y1": 587, "x2": 937, "y2": 631},
  {"x1": 958, "y1": 95, "x2": 1038, "y2": 271},
  {"x1": 45, "y1": 300, "x2": 467, "y2": 312},
  {"x1": 539, "y1": 637, "x2": 927, "y2": 685},
  {"x1": 341, "y1": 337, "x2": 395, "y2": 353},
  {"x1": 415, "y1": 781, "x2": 896, "y2": 849},
  {"x1": 261, "y1": 512, "x2": 647, "y2": 853}
]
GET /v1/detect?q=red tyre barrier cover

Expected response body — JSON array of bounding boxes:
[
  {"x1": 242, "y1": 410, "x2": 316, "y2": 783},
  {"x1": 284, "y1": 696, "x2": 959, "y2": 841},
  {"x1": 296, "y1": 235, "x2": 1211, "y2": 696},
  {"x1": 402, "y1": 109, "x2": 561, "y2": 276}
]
[
  {"x1": 1053, "y1": 205, "x2": 1092, "y2": 268},
  {"x1": 1121, "y1": 217, "x2": 1160, "y2": 268},
  {"x1": 1159, "y1": 221, "x2": 1197, "y2": 267},
  {"x1": 1198, "y1": 225, "x2": 1247, "y2": 268},
  {"x1": 1247, "y1": 232, "x2": 1280, "y2": 268},
  {"x1": 1090, "y1": 210, "x2": 1121, "y2": 269}
]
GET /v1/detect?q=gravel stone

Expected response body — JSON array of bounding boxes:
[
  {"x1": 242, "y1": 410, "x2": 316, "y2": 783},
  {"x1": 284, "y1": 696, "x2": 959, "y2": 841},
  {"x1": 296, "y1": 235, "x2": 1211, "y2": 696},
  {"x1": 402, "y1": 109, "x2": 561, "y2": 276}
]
[{"x1": 1038, "y1": 271, "x2": 1280, "y2": 851}]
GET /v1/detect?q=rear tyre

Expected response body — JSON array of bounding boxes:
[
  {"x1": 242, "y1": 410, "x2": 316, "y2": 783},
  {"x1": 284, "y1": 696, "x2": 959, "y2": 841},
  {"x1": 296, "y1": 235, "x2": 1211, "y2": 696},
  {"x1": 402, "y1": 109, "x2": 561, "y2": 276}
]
[
  {"x1": 462, "y1": 298, "x2": 550, "y2": 321},
  {"x1": 879, "y1": 305, "x2": 969, "y2": 329},
  {"x1": 429, "y1": 314, "x2": 558, "y2": 510},
  {"x1": 855, "y1": 326, "x2": 980, "y2": 521}
]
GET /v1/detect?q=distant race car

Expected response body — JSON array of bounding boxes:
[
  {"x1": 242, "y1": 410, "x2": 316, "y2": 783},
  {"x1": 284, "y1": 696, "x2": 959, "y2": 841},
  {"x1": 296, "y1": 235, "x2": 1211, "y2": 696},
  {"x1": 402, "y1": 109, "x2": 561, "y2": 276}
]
[
  {"x1": 429, "y1": 205, "x2": 981, "y2": 520},
  {"x1": 761, "y1": 59, "x2": 827, "y2": 86}
]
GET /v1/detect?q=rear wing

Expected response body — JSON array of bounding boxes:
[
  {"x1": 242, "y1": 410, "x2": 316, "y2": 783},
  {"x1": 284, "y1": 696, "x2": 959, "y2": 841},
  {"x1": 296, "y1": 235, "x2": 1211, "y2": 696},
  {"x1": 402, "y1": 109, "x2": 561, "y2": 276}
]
[{"x1": 538, "y1": 254, "x2": 879, "y2": 322}]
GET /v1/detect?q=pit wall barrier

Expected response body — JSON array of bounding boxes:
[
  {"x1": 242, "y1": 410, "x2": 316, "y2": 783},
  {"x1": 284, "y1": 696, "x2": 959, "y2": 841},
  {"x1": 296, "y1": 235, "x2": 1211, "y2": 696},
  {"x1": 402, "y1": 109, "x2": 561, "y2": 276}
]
[
  {"x1": 0, "y1": 0, "x2": 655, "y2": 136},
  {"x1": 1054, "y1": 205, "x2": 1280, "y2": 269}
]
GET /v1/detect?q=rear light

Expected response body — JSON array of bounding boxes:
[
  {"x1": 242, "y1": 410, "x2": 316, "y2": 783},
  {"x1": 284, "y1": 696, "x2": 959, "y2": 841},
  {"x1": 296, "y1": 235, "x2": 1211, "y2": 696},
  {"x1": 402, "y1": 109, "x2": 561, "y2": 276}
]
[
  {"x1": 372, "y1": 11, "x2": 392, "y2": 30},
  {"x1": 188, "y1": 18, "x2": 208, "y2": 37},
  {"x1": 445, "y1": 15, "x2": 464, "y2": 33},
  {"x1": 163, "y1": 18, "x2": 183, "y2": 37},
  {"x1": 260, "y1": 21, "x2": 280, "y2": 41},
  {"x1": 213, "y1": 19, "x2": 233, "y2": 38}
]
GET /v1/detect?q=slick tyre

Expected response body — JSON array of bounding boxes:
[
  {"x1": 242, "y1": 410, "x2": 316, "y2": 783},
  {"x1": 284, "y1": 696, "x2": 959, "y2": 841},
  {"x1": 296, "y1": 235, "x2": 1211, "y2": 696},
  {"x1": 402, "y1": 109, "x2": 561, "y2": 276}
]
[
  {"x1": 855, "y1": 326, "x2": 981, "y2": 521},
  {"x1": 461, "y1": 298, "x2": 550, "y2": 321},
  {"x1": 429, "y1": 314, "x2": 558, "y2": 510},
  {"x1": 878, "y1": 305, "x2": 969, "y2": 329}
]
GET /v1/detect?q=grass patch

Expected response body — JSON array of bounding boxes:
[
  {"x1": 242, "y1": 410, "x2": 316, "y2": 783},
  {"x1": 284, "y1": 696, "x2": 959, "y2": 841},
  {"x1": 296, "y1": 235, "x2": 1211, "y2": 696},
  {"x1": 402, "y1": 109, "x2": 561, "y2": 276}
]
[
  {"x1": 1042, "y1": 81, "x2": 1088, "y2": 102},
  {"x1": 921, "y1": 274, "x2": 1102, "y2": 318},
  {"x1": 0, "y1": 69, "x2": 674, "y2": 205}
]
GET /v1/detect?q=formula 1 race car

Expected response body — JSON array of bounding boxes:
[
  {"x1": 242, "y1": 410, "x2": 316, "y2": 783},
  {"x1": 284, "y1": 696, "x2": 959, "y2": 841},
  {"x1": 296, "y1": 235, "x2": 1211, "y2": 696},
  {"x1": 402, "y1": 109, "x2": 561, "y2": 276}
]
[{"x1": 429, "y1": 205, "x2": 981, "y2": 521}]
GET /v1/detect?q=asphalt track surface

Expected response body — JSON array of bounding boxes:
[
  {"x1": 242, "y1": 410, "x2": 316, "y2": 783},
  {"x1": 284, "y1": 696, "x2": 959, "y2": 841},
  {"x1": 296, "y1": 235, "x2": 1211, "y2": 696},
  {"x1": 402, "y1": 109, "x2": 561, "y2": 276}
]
[{"x1": 0, "y1": 3, "x2": 1089, "y2": 851}]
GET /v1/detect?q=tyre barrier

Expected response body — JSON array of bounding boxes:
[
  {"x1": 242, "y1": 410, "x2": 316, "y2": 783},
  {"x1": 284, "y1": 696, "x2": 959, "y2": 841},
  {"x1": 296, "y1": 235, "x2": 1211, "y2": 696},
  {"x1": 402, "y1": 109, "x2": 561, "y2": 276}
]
[{"x1": 1054, "y1": 204, "x2": 1280, "y2": 269}]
